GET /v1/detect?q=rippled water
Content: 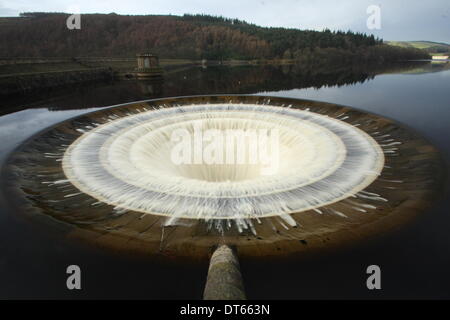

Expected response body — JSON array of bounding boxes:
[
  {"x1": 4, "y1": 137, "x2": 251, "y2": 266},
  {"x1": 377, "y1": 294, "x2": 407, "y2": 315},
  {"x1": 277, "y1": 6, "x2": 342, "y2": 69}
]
[{"x1": 1, "y1": 62, "x2": 449, "y2": 299}]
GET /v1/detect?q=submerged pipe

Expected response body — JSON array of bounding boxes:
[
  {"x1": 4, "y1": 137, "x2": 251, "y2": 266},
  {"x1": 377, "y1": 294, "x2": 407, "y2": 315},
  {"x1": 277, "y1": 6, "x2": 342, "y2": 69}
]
[{"x1": 203, "y1": 245, "x2": 246, "y2": 300}]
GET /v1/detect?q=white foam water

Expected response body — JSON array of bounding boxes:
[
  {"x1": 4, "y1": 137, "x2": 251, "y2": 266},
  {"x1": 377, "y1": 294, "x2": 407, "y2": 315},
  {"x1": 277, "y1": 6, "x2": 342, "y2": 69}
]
[{"x1": 62, "y1": 103, "x2": 385, "y2": 224}]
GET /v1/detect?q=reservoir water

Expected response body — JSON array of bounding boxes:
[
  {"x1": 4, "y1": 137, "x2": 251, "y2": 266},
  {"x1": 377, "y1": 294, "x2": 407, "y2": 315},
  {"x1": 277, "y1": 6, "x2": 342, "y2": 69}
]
[{"x1": 1, "y1": 61, "x2": 449, "y2": 299}]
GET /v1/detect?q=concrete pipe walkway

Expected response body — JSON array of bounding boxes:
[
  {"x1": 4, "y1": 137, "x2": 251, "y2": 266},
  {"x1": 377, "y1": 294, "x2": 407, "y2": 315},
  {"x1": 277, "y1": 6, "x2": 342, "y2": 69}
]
[{"x1": 203, "y1": 245, "x2": 246, "y2": 300}]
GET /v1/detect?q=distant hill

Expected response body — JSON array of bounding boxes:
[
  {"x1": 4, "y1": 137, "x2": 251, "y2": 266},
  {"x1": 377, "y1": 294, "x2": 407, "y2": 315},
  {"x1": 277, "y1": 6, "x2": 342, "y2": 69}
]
[
  {"x1": 0, "y1": 12, "x2": 429, "y2": 62},
  {"x1": 387, "y1": 41, "x2": 450, "y2": 55}
]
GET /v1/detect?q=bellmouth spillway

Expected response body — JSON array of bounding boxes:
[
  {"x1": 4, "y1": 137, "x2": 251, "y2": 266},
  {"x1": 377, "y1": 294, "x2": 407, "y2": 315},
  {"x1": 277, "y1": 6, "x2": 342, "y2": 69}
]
[{"x1": 4, "y1": 95, "x2": 444, "y2": 258}]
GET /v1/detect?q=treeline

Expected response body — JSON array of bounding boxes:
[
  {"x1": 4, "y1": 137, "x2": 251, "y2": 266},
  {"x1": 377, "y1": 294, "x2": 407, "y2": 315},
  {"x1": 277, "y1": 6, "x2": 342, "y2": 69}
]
[
  {"x1": 292, "y1": 45, "x2": 430, "y2": 65},
  {"x1": 0, "y1": 12, "x2": 429, "y2": 61}
]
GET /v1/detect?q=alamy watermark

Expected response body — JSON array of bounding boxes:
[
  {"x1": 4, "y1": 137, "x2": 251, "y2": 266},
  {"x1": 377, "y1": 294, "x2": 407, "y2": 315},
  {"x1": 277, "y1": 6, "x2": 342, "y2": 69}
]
[
  {"x1": 366, "y1": 5, "x2": 381, "y2": 30},
  {"x1": 66, "y1": 264, "x2": 81, "y2": 290},
  {"x1": 170, "y1": 121, "x2": 280, "y2": 176},
  {"x1": 66, "y1": 5, "x2": 81, "y2": 30},
  {"x1": 366, "y1": 264, "x2": 381, "y2": 290}
]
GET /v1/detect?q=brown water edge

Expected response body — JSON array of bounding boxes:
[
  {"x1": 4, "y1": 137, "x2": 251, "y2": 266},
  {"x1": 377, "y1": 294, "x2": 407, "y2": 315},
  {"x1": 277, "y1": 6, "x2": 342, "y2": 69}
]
[{"x1": 2, "y1": 95, "x2": 445, "y2": 262}]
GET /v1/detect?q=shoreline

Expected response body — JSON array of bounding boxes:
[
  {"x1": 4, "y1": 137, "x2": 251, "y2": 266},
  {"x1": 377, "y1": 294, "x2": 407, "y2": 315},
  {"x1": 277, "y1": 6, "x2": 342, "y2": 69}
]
[
  {"x1": 0, "y1": 58, "x2": 296, "y2": 96},
  {"x1": 0, "y1": 57, "x2": 437, "y2": 97}
]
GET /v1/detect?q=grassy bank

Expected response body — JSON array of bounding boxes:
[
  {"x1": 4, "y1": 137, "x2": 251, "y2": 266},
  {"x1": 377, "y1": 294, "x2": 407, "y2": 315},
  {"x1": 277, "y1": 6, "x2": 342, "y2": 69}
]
[{"x1": 387, "y1": 40, "x2": 450, "y2": 56}]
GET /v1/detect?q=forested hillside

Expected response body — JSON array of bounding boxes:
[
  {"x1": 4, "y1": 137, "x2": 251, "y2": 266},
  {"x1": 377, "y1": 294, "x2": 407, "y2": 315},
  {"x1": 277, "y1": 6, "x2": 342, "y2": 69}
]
[{"x1": 0, "y1": 12, "x2": 429, "y2": 61}]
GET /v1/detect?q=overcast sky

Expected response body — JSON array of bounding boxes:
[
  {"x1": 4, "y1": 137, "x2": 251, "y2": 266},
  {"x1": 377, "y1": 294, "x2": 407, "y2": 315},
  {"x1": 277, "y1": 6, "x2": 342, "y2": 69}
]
[{"x1": 1, "y1": 0, "x2": 449, "y2": 43}]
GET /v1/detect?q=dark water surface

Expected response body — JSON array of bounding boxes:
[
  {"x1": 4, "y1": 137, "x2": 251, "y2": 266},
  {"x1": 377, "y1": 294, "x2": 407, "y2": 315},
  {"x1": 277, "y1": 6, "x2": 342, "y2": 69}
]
[{"x1": 1, "y1": 62, "x2": 449, "y2": 299}]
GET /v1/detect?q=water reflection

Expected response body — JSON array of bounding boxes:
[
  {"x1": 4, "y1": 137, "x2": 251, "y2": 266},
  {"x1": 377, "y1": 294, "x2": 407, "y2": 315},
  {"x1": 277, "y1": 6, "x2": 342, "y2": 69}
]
[{"x1": 1, "y1": 61, "x2": 436, "y2": 114}]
